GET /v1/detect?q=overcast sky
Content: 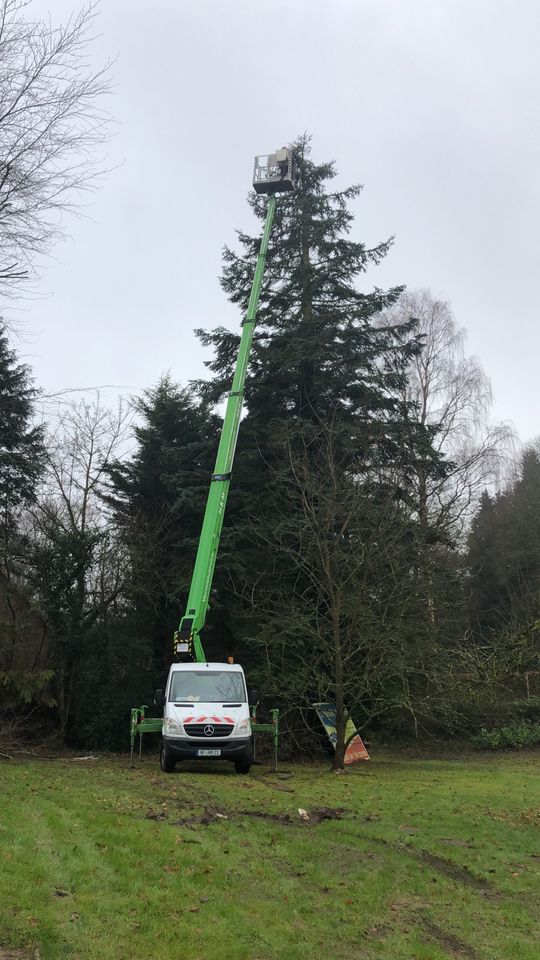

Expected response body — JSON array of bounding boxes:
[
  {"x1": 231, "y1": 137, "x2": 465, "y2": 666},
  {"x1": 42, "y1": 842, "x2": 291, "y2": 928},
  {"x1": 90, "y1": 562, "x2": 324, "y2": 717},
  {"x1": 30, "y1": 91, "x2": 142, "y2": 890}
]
[{"x1": 20, "y1": 0, "x2": 540, "y2": 443}]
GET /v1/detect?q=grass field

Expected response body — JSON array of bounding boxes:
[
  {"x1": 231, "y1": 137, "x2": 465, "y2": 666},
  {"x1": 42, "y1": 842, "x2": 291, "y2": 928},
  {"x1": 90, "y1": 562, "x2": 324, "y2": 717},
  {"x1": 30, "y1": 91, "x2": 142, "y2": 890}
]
[{"x1": 1, "y1": 750, "x2": 539, "y2": 959}]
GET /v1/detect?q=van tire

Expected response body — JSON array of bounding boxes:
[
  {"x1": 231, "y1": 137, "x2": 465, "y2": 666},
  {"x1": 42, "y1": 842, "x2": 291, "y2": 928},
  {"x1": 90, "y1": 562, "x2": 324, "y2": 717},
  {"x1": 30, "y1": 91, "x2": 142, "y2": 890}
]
[
  {"x1": 234, "y1": 755, "x2": 252, "y2": 775},
  {"x1": 160, "y1": 742, "x2": 176, "y2": 773}
]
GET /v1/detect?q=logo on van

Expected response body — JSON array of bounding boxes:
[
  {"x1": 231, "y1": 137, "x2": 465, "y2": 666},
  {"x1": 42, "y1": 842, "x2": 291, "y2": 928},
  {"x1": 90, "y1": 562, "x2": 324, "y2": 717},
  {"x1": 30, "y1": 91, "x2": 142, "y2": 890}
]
[{"x1": 203, "y1": 724, "x2": 215, "y2": 737}]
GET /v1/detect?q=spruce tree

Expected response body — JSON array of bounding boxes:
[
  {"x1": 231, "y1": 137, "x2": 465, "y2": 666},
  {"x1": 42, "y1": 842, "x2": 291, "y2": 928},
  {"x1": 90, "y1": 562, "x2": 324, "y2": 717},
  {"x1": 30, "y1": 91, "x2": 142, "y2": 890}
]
[
  {"x1": 0, "y1": 323, "x2": 44, "y2": 710},
  {"x1": 198, "y1": 137, "x2": 446, "y2": 520},
  {"x1": 468, "y1": 449, "x2": 540, "y2": 635},
  {"x1": 200, "y1": 136, "x2": 423, "y2": 443},
  {"x1": 0, "y1": 323, "x2": 43, "y2": 545},
  {"x1": 198, "y1": 138, "x2": 442, "y2": 579},
  {"x1": 105, "y1": 377, "x2": 219, "y2": 676},
  {"x1": 195, "y1": 137, "x2": 446, "y2": 746},
  {"x1": 467, "y1": 491, "x2": 507, "y2": 634}
]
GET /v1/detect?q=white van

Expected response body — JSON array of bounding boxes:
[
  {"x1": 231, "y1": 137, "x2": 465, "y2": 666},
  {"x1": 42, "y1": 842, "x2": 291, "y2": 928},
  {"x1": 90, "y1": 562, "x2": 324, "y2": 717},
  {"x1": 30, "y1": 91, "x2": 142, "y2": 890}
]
[{"x1": 157, "y1": 661, "x2": 252, "y2": 774}]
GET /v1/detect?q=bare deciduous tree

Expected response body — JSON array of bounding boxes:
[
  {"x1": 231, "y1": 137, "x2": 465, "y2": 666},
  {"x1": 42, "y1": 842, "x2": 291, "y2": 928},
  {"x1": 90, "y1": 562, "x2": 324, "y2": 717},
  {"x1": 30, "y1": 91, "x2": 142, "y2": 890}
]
[
  {"x1": 380, "y1": 289, "x2": 513, "y2": 542},
  {"x1": 0, "y1": 0, "x2": 112, "y2": 295},
  {"x1": 26, "y1": 398, "x2": 130, "y2": 732},
  {"x1": 236, "y1": 422, "x2": 424, "y2": 769},
  {"x1": 38, "y1": 398, "x2": 129, "y2": 537}
]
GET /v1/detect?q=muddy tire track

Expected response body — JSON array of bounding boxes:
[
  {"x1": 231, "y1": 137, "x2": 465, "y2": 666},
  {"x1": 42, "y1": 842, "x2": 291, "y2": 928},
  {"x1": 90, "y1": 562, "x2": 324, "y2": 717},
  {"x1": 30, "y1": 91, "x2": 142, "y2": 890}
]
[
  {"x1": 405, "y1": 847, "x2": 500, "y2": 897},
  {"x1": 339, "y1": 824, "x2": 502, "y2": 898},
  {"x1": 418, "y1": 915, "x2": 480, "y2": 959}
]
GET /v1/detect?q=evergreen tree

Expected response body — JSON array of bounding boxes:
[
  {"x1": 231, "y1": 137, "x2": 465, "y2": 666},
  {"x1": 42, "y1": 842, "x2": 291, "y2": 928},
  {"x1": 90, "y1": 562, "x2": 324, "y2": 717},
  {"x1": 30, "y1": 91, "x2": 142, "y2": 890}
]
[
  {"x1": 201, "y1": 136, "x2": 424, "y2": 441},
  {"x1": 468, "y1": 448, "x2": 540, "y2": 635},
  {"x1": 0, "y1": 323, "x2": 43, "y2": 547},
  {"x1": 198, "y1": 137, "x2": 444, "y2": 554},
  {"x1": 467, "y1": 491, "x2": 508, "y2": 634},
  {"x1": 105, "y1": 377, "x2": 219, "y2": 677},
  {"x1": 196, "y1": 137, "x2": 447, "y2": 749},
  {"x1": 0, "y1": 323, "x2": 44, "y2": 717},
  {"x1": 199, "y1": 139, "x2": 443, "y2": 565},
  {"x1": 510, "y1": 449, "x2": 540, "y2": 617}
]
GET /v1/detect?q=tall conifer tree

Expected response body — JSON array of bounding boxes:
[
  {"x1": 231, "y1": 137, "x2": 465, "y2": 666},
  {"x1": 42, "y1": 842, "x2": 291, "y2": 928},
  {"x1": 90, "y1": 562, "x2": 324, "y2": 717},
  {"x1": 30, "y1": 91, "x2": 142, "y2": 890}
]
[
  {"x1": 0, "y1": 323, "x2": 43, "y2": 547},
  {"x1": 200, "y1": 136, "x2": 424, "y2": 444},
  {"x1": 468, "y1": 449, "x2": 540, "y2": 635},
  {"x1": 105, "y1": 377, "x2": 219, "y2": 674},
  {"x1": 196, "y1": 137, "x2": 446, "y2": 720}
]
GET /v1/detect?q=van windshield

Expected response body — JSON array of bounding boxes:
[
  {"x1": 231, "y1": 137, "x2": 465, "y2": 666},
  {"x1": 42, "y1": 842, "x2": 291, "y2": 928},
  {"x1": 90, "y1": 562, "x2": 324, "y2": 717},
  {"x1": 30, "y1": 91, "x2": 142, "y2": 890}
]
[{"x1": 169, "y1": 671, "x2": 246, "y2": 703}]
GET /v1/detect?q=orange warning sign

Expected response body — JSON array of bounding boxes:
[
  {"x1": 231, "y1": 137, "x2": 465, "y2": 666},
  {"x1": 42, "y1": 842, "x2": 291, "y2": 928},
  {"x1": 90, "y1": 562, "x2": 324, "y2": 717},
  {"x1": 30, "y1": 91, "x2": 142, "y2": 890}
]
[{"x1": 313, "y1": 702, "x2": 370, "y2": 763}]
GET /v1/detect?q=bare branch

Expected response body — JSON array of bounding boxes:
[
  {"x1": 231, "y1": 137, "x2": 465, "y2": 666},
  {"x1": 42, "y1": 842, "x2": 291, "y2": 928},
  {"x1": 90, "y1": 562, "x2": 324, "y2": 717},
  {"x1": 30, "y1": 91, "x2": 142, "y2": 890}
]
[{"x1": 0, "y1": 0, "x2": 113, "y2": 298}]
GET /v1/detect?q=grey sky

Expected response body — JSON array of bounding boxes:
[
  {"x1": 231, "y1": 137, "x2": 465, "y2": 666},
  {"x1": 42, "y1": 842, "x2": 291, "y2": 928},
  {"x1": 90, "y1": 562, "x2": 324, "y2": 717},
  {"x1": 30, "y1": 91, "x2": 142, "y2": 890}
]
[{"x1": 21, "y1": 0, "x2": 540, "y2": 443}]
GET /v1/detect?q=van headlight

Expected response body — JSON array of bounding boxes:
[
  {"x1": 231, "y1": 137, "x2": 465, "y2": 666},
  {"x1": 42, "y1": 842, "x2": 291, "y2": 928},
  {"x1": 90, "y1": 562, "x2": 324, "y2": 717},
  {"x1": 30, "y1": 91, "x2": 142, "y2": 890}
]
[
  {"x1": 164, "y1": 718, "x2": 182, "y2": 735},
  {"x1": 235, "y1": 718, "x2": 251, "y2": 736}
]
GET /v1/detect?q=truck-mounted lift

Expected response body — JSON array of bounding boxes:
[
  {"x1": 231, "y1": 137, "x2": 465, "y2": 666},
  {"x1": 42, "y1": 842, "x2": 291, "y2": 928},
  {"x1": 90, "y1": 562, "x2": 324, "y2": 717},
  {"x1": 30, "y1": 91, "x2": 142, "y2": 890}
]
[{"x1": 131, "y1": 148, "x2": 296, "y2": 772}]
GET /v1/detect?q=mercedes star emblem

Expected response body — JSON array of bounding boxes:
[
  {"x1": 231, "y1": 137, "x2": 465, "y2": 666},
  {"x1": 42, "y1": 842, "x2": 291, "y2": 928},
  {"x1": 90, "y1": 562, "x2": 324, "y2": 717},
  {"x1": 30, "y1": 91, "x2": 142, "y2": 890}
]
[{"x1": 203, "y1": 724, "x2": 215, "y2": 737}]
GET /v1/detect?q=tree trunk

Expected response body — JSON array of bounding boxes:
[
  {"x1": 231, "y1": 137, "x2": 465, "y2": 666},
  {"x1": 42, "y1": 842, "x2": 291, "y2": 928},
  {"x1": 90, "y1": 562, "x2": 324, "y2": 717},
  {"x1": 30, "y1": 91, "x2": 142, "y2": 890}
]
[{"x1": 332, "y1": 612, "x2": 346, "y2": 770}]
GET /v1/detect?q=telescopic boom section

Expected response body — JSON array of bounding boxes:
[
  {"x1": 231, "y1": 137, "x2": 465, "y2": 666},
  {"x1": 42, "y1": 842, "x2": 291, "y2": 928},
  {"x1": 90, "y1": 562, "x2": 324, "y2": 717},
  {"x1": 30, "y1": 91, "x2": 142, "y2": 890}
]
[{"x1": 174, "y1": 194, "x2": 277, "y2": 662}]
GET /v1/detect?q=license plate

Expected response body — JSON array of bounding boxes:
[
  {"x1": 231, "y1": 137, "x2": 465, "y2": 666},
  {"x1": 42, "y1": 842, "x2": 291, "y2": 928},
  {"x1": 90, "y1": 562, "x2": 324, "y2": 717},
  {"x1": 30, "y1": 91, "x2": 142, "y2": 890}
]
[{"x1": 196, "y1": 749, "x2": 221, "y2": 757}]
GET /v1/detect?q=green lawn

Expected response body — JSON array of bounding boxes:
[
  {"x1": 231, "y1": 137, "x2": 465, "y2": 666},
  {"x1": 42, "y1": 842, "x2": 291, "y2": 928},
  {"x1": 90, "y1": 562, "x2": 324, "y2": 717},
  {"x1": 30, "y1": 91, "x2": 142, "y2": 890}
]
[{"x1": 1, "y1": 750, "x2": 539, "y2": 959}]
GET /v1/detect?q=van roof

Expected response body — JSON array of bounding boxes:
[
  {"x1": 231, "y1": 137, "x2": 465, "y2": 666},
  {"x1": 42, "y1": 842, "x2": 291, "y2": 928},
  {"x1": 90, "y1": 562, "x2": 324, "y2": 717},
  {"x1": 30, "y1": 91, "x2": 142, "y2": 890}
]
[{"x1": 168, "y1": 661, "x2": 244, "y2": 673}]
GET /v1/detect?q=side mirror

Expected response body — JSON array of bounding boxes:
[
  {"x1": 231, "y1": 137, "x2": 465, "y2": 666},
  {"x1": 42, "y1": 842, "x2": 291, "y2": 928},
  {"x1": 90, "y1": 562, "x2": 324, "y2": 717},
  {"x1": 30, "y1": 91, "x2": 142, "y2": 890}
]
[
  {"x1": 248, "y1": 688, "x2": 259, "y2": 705},
  {"x1": 154, "y1": 688, "x2": 164, "y2": 709}
]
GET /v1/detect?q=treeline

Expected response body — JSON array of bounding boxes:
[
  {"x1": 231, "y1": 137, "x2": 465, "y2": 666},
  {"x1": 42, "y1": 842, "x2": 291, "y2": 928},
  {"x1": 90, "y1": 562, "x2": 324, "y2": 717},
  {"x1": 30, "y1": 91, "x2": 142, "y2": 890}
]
[{"x1": 1, "y1": 139, "x2": 539, "y2": 755}]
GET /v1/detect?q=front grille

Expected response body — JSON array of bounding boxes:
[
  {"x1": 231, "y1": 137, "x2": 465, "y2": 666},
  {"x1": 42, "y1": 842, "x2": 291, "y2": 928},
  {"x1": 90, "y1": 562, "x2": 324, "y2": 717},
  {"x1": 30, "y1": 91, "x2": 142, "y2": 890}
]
[{"x1": 183, "y1": 723, "x2": 234, "y2": 738}]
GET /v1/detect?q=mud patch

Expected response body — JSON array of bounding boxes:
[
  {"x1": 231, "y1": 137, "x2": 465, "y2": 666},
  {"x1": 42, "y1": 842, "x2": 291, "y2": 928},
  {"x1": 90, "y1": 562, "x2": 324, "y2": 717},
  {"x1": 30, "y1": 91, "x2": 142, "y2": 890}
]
[
  {"x1": 419, "y1": 915, "x2": 479, "y2": 959},
  {"x1": 148, "y1": 804, "x2": 346, "y2": 828},
  {"x1": 239, "y1": 806, "x2": 345, "y2": 826},
  {"x1": 145, "y1": 805, "x2": 224, "y2": 827},
  {"x1": 170, "y1": 807, "x2": 228, "y2": 827}
]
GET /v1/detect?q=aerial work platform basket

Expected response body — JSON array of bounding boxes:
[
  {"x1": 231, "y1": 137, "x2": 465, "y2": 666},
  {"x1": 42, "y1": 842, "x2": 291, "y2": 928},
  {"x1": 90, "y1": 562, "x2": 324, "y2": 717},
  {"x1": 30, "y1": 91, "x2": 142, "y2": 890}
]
[{"x1": 253, "y1": 148, "x2": 296, "y2": 194}]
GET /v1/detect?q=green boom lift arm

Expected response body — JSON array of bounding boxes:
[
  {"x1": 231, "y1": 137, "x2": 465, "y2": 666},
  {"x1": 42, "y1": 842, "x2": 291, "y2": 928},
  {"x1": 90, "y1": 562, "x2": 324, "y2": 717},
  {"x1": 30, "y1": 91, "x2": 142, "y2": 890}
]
[
  {"x1": 174, "y1": 147, "x2": 296, "y2": 664},
  {"x1": 129, "y1": 148, "x2": 295, "y2": 766}
]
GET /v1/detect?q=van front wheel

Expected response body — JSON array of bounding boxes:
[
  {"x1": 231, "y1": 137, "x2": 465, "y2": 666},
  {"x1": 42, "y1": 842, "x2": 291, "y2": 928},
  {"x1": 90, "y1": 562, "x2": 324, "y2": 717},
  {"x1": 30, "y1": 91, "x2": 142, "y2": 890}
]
[
  {"x1": 234, "y1": 755, "x2": 251, "y2": 775},
  {"x1": 160, "y1": 742, "x2": 176, "y2": 773}
]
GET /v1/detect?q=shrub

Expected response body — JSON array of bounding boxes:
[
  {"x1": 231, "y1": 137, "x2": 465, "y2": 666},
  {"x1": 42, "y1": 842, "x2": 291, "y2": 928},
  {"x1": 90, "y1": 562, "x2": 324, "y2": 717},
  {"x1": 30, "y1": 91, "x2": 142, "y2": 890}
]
[
  {"x1": 0, "y1": 670, "x2": 55, "y2": 710},
  {"x1": 509, "y1": 697, "x2": 540, "y2": 721},
  {"x1": 472, "y1": 721, "x2": 540, "y2": 750}
]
